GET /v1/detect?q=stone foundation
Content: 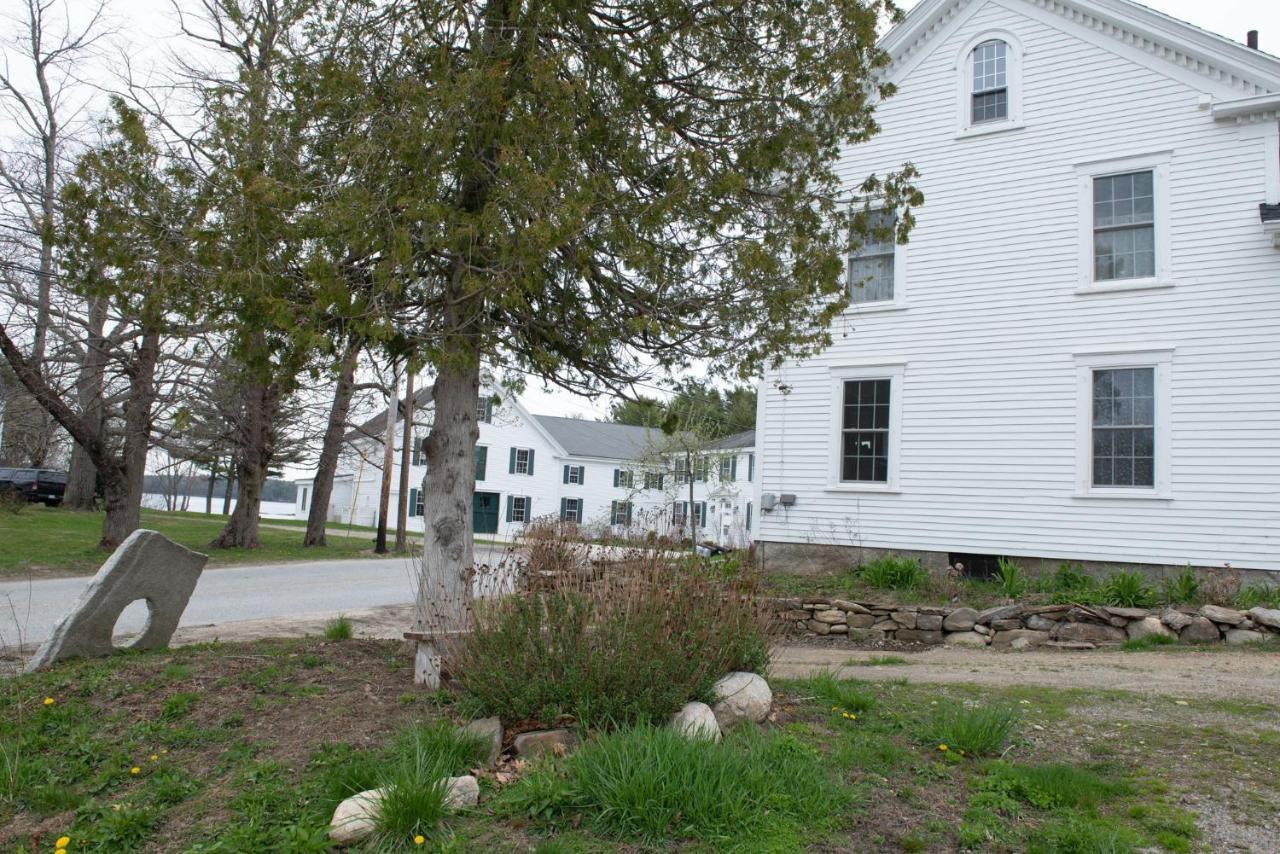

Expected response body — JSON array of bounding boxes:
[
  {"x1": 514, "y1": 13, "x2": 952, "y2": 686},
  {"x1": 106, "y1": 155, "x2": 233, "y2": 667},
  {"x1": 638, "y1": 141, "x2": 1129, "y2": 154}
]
[{"x1": 769, "y1": 597, "x2": 1280, "y2": 649}]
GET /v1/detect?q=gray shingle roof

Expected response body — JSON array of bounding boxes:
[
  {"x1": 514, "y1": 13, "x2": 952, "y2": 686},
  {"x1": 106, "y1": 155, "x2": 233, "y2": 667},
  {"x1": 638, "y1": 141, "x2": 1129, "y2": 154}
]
[
  {"x1": 344, "y1": 386, "x2": 435, "y2": 443},
  {"x1": 705, "y1": 429, "x2": 756, "y2": 450},
  {"x1": 533, "y1": 416, "x2": 659, "y2": 460}
]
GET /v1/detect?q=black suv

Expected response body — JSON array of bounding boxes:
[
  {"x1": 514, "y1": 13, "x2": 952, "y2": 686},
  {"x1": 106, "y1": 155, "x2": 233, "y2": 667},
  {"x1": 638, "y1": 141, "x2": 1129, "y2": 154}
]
[{"x1": 0, "y1": 468, "x2": 67, "y2": 506}]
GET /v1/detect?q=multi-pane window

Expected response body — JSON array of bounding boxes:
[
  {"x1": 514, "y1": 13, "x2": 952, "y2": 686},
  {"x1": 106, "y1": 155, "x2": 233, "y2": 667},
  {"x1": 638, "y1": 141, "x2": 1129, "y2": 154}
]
[
  {"x1": 643, "y1": 471, "x2": 664, "y2": 491},
  {"x1": 561, "y1": 497, "x2": 582, "y2": 523},
  {"x1": 610, "y1": 500, "x2": 632, "y2": 526},
  {"x1": 848, "y1": 209, "x2": 896, "y2": 304},
  {"x1": 564, "y1": 464, "x2": 583, "y2": 485},
  {"x1": 840, "y1": 379, "x2": 890, "y2": 483},
  {"x1": 719, "y1": 457, "x2": 735, "y2": 482},
  {"x1": 971, "y1": 40, "x2": 1008, "y2": 123},
  {"x1": 514, "y1": 448, "x2": 532, "y2": 475},
  {"x1": 476, "y1": 398, "x2": 494, "y2": 423},
  {"x1": 694, "y1": 501, "x2": 707, "y2": 527},
  {"x1": 671, "y1": 501, "x2": 688, "y2": 526},
  {"x1": 1093, "y1": 171, "x2": 1155, "y2": 281},
  {"x1": 1091, "y1": 368, "x2": 1155, "y2": 488},
  {"x1": 414, "y1": 489, "x2": 424, "y2": 516},
  {"x1": 510, "y1": 495, "x2": 530, "y2": 523},
  {"x1": 411, "y1": 435, "x2": 427, "y2": 466},
  {"x1": 674, "y1": 457, "x2": 689, "y2": 484},
  {"x1": 612, "y1": 469, "x2": 634, "y2": 488}
]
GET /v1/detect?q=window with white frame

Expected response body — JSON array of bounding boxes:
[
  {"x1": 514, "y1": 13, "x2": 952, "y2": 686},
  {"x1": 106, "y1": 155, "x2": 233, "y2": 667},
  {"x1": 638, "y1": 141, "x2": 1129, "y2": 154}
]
[
  {"x1": 719, "y1": 456, "x2": 735, "y2": 482},
  {"x1": 561, "y1": 497, "x2": 582, "y2": 523},
  {"x1": 476, "y1": 398, "x2": 494, "y2": 423},
  {"x1": 514, "y1": 448, "x2": 532, "y2": 475},
  {"x1": 1091, "y1": 367, "x2": 1155, "y2": 488},
  {"x1": 1093, "y1": 171, "x2": 1155, "y2": 281},
  {"x1": 970, "y1": 40, "x2": 1008, "y2": 123},
  {"x1": 643, "y1": 471, "x2": 664, "y2": 490},
  {"x1": 509, "y1": 495, "x2": 531, "y2": 523},
  {"x1": 610, "y1": 500, "x2": 632, "y2": 526},
  {"x1": 671, "y1": 501, "x2": 688, "y2": 526},
  {"x1": 411, "y1": 435, "x2": 427, "y2": 466},
  {"x1": 848, "y1": 209, "x2": 897, "y2": 305},
  {"x1": 1075, "y1": 350, "x2": 1171, "y2": 497}
]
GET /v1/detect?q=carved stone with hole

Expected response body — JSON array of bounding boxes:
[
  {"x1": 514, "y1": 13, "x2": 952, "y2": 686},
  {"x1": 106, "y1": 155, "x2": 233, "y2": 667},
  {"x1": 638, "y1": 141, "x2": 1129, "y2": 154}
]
[{"x1": 25, "y1": 530, "x2": 208, "y2": 672}]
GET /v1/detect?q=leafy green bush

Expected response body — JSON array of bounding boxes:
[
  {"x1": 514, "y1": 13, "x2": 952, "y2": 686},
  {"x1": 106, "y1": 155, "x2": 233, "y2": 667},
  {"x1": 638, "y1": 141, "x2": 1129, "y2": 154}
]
[
  {"x1": 1159, "y1": 569, "x2": 1201, "y2": 606},
  {"x1": 858, "y1": 554, "x2": 927, "y2": 592},
  {"x1": 993, "y1": 558, "x2": 1029, "y2": 598},
  {"x1": 322, "y1": 615, "x2": 353, "y2": 640},
  {"x1": 1097, "y1": 571, "x2": 1154, "y2": 608},
  {"x1": 501, "y1": 725, "x2": 851, "y2": 847},
  {"x1": 921, "y1": 702, "x2": 1020, "y2": 757},
  {"x1": 1037, "y1": 563, "x2": 1098, "y2": 603},
  {"x1": 454, "y1": 560, "x2": 769, "y2": 729},
  {"x1": 371, "y1": 722, "x2": 489, "y2": 848}
]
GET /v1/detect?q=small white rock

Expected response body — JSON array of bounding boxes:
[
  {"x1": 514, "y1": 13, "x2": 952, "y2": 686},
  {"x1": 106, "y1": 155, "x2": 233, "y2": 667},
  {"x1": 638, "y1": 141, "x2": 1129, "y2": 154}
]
[
  {"x1": 709, "y1": 672, "x2": 772, "y2": 729},
  {"x1": 329, "y1": 788, "x2": 385, "y2": 844},
  {"x1": 444, "y1": 775, "x2": 479, "y2": 809},
  {"x1": 671, "y1": 701, "x2": 722, "y2": 741}
]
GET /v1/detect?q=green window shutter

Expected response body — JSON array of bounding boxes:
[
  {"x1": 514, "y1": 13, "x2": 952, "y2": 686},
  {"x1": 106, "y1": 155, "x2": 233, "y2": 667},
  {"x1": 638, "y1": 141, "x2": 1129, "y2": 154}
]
[
  {"x1": 525, "y1": 496, "x2": 532, "y2": 518},
  {"x1": 625, "y1": 502, "x2": 633, "y2": 526},
  {"x1": 509, "y1": 447, "x2": 517, "y2": 474},
  {"x1": 746, "y1": 502, "x2": 752, "y2": 529},
  {"x1": 527, "y1": 450, "x2": 535, "y2": 476},
  {"x1": 748, "y1": 454, "x2": 754, "y2": 482},
  {"x1": 560, "y1": 497, "x2": 567, "y2": 519},
  {"x1": 409, "y1": 488, "x2": 419, "y2": 517},
  {"x1": 612, "y1": 469, "x2": 620, "y2": 487},
  {"x1": 475, "y1": 446, "x2": 487, "y2": 481},
  {"x1": 563, "y1": 465, "x2": 570, "y2": 484},
  {"x1": 731, "y1": 457, "x2": 738, "y2": 481},
  {"x1": 577, "y1": 466, "x2": 584, "y2": 485},
  {"x1": 505, "y1": 495, "x2": 513, "y2": 522}
]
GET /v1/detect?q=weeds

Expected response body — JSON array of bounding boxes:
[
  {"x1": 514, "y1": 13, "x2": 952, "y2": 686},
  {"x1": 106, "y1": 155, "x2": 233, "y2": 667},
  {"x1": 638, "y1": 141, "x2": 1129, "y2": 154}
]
[
  {"x1": 1159, "y1": 569, "x2": 1201, "y2": 607},
  {"x1": 806, "y1": 672, "x2": 876, "y2": 713},
  {"x1": 993, "y1": 558, "x2": 1029, "y2": 598},
  {"x1": 1235, "y1": 584, "x2": 1280, "y2": 611},
  {"x1": 1120, "y1": 634, "x2": 1177, "y2": 652},
  {"x1": 922, "y1": 702, "x2": 1020, "y2": 757},
  {"x1": 323, "y1": 615, "x2": 354, "y2": 641},
  {"x1": 1096, "y1": 571, "x2": 1154, "y2": 609},
  {"x1": 859, "y1": 555, "x2": 927, "y2": 592},
  {"x1": 370, "y1": 722, "x2": 488, "y2": 848}
]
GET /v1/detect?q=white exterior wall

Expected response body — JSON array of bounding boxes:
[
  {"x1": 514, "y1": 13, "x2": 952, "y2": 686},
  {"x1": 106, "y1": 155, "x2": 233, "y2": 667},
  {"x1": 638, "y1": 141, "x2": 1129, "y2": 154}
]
[{"x1": 758, "y1": 1, "x2": 1280, "y2": 570}]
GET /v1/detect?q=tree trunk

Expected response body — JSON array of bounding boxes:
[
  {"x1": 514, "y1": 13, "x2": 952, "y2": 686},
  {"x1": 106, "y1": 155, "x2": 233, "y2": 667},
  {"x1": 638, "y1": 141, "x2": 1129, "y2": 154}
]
[
  {"x1": 222, "y1": 457, "x2": 235, "y2": 515},
  {"x1": 210, "y1": 376, "x2": 277, "y2": 549},
  {"x1": 374, "y1": 364, "x2": 399, "y2": 554},
  {"x1": 105, "y1": 329, "x2": 161, "y2": 548},
  {"x1": 395, "y1": 370, "x2": 415, "y2": 552},
  {"x1": 205, "y1": 457, "x2": 217, "y2": 514},
  {"x1": 414, "y1": 360, "x2": 479, "y2": 687},
  {"x1": 65, "y1": 298, "x2": 109, "y2": 511},
  {"x1": 304, "y1": 339, "x2": 360, "y2": 547}
]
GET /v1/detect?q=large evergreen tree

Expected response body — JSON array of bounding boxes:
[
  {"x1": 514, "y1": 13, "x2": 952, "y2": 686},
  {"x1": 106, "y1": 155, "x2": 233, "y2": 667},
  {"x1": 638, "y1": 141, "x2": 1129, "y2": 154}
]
[{"x1": 307, "y1": 0, "x2": 922, "y2": 684}]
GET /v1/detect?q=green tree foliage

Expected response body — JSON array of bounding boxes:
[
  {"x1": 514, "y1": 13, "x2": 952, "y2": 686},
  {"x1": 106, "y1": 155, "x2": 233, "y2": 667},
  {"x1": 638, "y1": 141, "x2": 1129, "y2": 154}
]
[{"x1": 611, "y1": 379, "x2": 757, "y2": 439}]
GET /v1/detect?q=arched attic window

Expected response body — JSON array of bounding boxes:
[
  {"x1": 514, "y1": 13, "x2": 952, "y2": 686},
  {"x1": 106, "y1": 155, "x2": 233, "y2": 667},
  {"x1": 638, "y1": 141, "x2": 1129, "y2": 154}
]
[
  {"x1": 970, "y1": 39, "x2": 1008, "y2": 123},
  {"x1": 956, "y1": 32, "x2": 1023, "y2": 136}
]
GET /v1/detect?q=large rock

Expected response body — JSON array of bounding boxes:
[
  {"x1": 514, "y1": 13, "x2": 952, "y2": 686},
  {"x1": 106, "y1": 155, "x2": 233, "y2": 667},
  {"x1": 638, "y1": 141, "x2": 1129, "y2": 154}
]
[
  {"x1": 846, "y1": 613, "x2": 876, "y2": 629},
  {"x1": 832, "y1": 599, "x2": 871, "y2": 615},
  {"x1": 944, "y1": 631, "x2": 989, "y2": 647},
  {"x1": 671, "y1": 701, "x2": 722, "y2": 741},
  {"x1": 891, "y1": 611, "x2": 918, "y2": 629},
  {"x1": 976, "y1": 604, "x2": 1023, "y2": 625},
  {"x1": 1225, "y1": 629, "x2": 1270, "y2": 646},
  {"x1": 806, "y1": 620, "x2": 831, "y2": 635},
  {"x1": 1126, "y1": 617, "x2": 1175, "y2": 641},
  {"x1": 1160, "y1": 609, "x2": 1194, "y2": 631},
  {"x1": 26, "y1": 530, "x2": 207, "y2": 672},
  {"x1": 916, "y1": 614, "x2": 944, "y2": 632},
  {"x1": 942, "y1": 608, "x2": 979, "y2": 631},
  {"x1": 1106, "y1": 607, "x2": 1151, "y2": 619},
  {"x1": 1179, "y1": 616, "x2": 1221, "y2": 643},
  {"x1": 812, "y1": 609, "x2": 846, "y2": 625},
  {"x1": 1246, "y1": 607, "x2": 1280, "y2": 631},
  {"x1": 710, "y1": 672, "x2": 772, "y2": 729},
  {"x1": 329, "y1": 788, "x2": 385, "y2": 844},
  {"x1": 460, "y1": 716, "x2": 503, "y2": 766},
  {"x1": 1199, "y1": 605, "x2": 1246, "y2": 626},
  {"x1": 895, "y1": 629, "x2": 943, "y2": 644},
  {"x1": 991, "y1": 629, "x2": 1050, "y2": 648},
  {"x1": 1025, "y1": 615, "x2": 1058, "y2": 633},
  {"x1": 1054, "y1": 622, "x2": 1126, "y2": 644},
  {"x1": 513, "y1": 728, "x2": 578, "y2": 759},
  {"x1": 990, "y1": 619, "x2": 1023, "y2": 632},
  {"x1": 443, "y1": 775, "x2": 480, "y2": 808}
]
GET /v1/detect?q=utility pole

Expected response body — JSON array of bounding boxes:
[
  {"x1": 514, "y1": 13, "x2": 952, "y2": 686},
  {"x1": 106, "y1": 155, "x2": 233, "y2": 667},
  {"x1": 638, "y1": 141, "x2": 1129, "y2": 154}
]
[
  {"x1": 394, "y1": 370, "x2": 415, "y2": 552},
  {"x1": 374, "y1": 363, "x2": 400, "y2": 554}
]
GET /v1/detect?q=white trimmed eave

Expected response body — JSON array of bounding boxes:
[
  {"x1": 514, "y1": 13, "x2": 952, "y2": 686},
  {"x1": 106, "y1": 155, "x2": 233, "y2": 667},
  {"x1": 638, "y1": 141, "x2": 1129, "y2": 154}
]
[{"x1": 1210, "y1": 93, "x2": 1280, "y2": 122}]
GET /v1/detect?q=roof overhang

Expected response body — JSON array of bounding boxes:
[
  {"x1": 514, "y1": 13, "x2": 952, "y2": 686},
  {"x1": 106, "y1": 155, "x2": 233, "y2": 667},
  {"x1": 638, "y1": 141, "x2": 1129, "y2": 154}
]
[{"x1": 1210, "y1": 93, "x2": 1280, "y2": 122}]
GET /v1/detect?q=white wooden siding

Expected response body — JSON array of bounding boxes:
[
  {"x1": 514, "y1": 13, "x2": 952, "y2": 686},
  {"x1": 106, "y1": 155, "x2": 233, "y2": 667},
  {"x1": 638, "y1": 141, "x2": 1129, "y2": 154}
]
[{"x1": 757, "y1": 0, "x2": 1280, "y2": 570}]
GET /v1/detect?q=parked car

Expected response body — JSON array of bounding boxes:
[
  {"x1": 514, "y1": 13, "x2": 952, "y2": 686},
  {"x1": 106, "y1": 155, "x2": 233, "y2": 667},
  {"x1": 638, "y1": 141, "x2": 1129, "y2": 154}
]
[{"x1": 0, "y1": 468, "x2": 68, "y2": 507}]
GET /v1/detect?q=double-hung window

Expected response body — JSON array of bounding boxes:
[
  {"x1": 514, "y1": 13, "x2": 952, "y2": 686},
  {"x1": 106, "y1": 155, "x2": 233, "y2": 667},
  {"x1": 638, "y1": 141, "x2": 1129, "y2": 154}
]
[
  {"x1": 643, "y1": 471, "x2": 664, "y2": 491},
  {"x1": 971, "y1": 40, "x2": 1008, "y2": 123},
  {"x1": 560, "y1": 497, "x2": 583, "y2": 523},
  {"x1": 507, "y1": 495, "x2": 531, "y2": 523},
  {"x1": 719, "y1": 456, "x2": 735, "y2": 482},
  {"x1": 411, "y1": 435, "x2": 427, "y2": 466},
  {"x1": 1075, "y1": 350, "x2": 1171, "y2": 497},
  {"x1": 510, "y1": 447, "x2": 534, "y2": 475},
  {"x1": 476, "y1": 398, "x2": 494, "y2": 423},
  {"x1": 1093, "y1": 171, "x2": 1155, "y2": 282},
  {"x1": 848, "y1": 210, "x2": 897, "y2": 305},
  {"x1": 563, "y1": 464, "x2": 584, "y2": 485},
  {"x1": 610, "y1": 500, "x2": 633, "y2": 526},
  {"x1": 840, "y1": 379, "x2": 891, "y2": 483}
]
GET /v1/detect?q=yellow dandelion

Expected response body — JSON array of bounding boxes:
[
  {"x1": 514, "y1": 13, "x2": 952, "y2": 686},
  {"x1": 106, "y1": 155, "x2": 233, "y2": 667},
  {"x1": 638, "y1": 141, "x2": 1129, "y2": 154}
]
[
  {"x1": 150, "y1": 754, "x2": 159, "y2": 761},
  {"x1": 937, "y1": 744, "x2": 949, "y2": 752},
  {"x1": 130, "y1": 766, "x2": 141, "y2": 775},
  {"x1": 57, "y1": 836, "x2": 71, "y2": 848},
  {"x1": 413, "y1": 835, "x2": 426, "y2": 845},
  {"x1": 44, "y1": 697, "x2": 56, "y2": 706},
  {"x1": 56, "y1": 849, "x2": 67, "y2": 854}
]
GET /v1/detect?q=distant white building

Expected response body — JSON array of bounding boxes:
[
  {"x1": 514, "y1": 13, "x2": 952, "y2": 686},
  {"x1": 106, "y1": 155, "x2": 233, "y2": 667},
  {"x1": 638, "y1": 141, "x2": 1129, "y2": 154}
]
[
  {"x1": 295, "y1": 387, "x2": 757, "y2": 547},
  {"x1": 755, "y1": 0, "x2": 1280, "y2": 575}
]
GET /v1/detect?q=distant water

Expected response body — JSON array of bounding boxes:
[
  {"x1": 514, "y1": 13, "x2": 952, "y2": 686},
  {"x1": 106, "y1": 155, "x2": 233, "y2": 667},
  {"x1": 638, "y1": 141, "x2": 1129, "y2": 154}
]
[{"x1": 141, "y1": 494, "x2": 297, "y2": 519}]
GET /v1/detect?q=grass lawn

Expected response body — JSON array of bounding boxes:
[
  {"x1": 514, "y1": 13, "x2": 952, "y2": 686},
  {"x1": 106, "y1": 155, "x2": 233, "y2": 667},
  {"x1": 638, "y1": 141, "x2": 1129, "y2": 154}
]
[
  {"x1": 5, "y1": 637, "x2": 1275, "y2": 852},
  {"x1": 0, "y1": 507, "x2": 388, "y2": 578}
]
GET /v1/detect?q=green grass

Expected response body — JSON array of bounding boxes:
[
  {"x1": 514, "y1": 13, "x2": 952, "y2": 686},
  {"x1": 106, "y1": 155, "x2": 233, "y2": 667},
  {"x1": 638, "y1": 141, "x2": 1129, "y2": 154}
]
[
  {"x1": 323, "y1": 615, "x2": 354, "y2": 641},
  {"x1": 858, "y1": 554, "x2": 928, "y2": 592},
  {"x1": 804, "y1": 671, "x2": 877, "y2": 713},
  {"x1": 1120, "y1": 634, "x2": 1177, "y2": 652},
  {"x1": 921, "y1": 701, "x2": 1021, "y2": 757},
  {"x1": 501, "y1": 725, "x2": 853, "y2": 849},
  {"x1": 0, "y1": 506, "x2": 378, "y2": 576},
  {"x1": 848, "y1": 654, "x2": 911, "y2": 667}
]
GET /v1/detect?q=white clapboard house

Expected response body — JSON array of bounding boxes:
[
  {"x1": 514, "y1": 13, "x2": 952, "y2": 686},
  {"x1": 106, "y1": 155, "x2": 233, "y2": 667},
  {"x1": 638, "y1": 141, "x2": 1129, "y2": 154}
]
[
  {"x1": 754, "y1": 0, "x2": 1280, "y2": 576},
  {"x1": 295, "y1": 387, "x2": 757, "y2": 546}
]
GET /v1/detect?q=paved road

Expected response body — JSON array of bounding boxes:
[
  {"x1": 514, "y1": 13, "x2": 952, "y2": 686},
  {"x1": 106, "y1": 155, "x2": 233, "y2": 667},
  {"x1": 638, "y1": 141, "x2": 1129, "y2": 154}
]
[{"x1": 0, "y1": 543, "x2": 516, "y2": 650}]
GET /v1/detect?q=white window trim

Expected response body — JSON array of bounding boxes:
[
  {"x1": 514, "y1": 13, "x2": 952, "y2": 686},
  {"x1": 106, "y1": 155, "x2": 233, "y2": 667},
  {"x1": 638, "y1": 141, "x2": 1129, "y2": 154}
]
[
  {"x1": 1075, "y1": 152, "x2": 1174, "y2": 293},
  {"x1": 567, "y1": 465, "x2": 582, "y2": 485},
  {"x1": 512, "y1": 495, "x2": 531, "y2": 522},
  {"x1": 514, "y1": 447, "x2": 532, "y2": 475},
  {"x1": 826, "y1": 363, "x2": 905, "y2": 493},
  {"x1": 954, "y1": 31, "x2": 1024, "y2": 139},
  {"x1": 1073, "y1": 348, "x2": 1173, "y2": 500},
  {"x1": 847, "y1": 204, "x2": 907, "y2": 312}
]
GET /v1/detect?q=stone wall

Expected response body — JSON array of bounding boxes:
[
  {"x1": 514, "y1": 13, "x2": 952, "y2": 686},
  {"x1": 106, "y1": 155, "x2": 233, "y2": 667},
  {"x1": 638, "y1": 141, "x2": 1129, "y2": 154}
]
[{"x1": 770, "y1": 598, "x2": 1280, "y2": 649}]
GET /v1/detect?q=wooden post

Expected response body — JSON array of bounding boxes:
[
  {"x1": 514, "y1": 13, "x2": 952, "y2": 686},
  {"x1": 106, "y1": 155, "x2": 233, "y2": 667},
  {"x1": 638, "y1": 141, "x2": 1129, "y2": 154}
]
[{"x1": 395, "y1": 371, "x2": 415, "y2": 552}]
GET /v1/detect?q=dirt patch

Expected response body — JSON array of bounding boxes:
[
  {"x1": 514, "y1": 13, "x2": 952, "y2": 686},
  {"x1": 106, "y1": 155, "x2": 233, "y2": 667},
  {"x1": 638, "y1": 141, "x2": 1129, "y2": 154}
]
[{"x1": 772, "y1": 641, "x2": 1280, "y2": 703}]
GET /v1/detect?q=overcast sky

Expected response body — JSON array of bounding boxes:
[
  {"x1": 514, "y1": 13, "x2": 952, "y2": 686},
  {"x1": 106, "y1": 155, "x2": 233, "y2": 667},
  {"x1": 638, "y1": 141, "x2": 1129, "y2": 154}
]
[{"x1": 5, "y1": 0, "x2": 1278, "y2": 426}]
